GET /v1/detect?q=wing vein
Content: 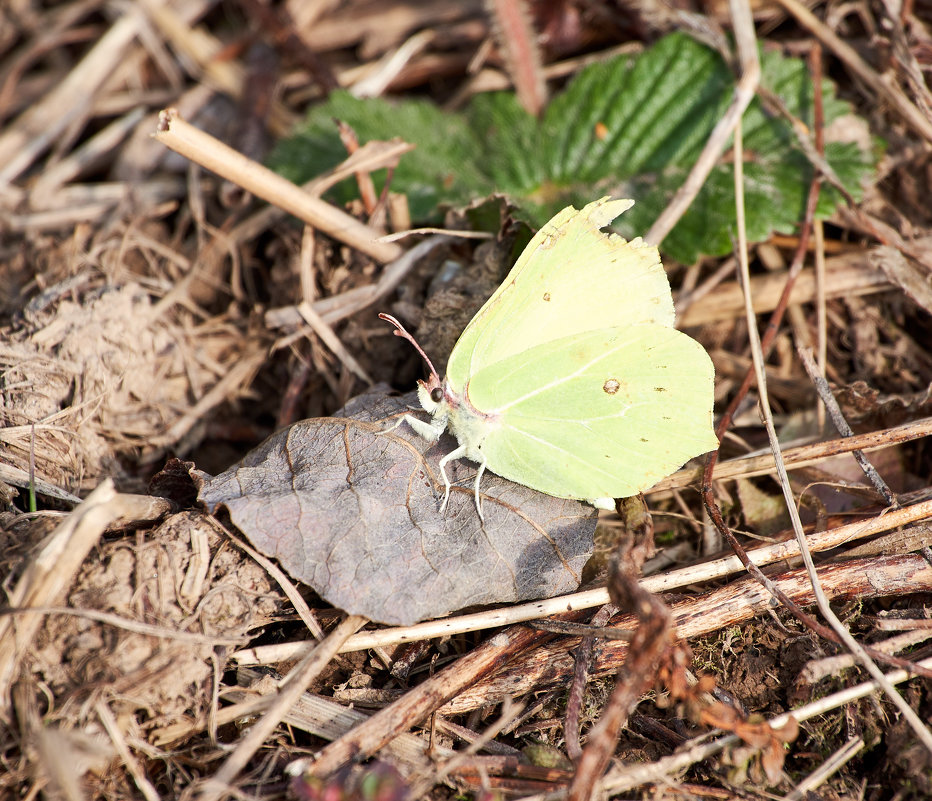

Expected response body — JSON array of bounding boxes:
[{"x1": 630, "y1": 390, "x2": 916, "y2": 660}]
[{"x1": 495, "y1": 347, "x2": 618, "y2": 412}]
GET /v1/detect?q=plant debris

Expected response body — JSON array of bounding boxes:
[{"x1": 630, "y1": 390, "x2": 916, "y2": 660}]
[{"x1": 2, "y1": 1, "x2": 932, "y2": 799}]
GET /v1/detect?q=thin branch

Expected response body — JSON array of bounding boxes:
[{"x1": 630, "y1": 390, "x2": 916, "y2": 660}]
[
  {"x1": 797, "y1": 347, "x2": 898, "y2": 506},
  {"x1": 564, "y1": 604, "x2": 618, "y2": 762}
]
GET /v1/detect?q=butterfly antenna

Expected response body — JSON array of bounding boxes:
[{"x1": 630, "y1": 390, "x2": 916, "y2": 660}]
[{"x1": 378, "y1": 313, "x2": 441, "y2": 384}]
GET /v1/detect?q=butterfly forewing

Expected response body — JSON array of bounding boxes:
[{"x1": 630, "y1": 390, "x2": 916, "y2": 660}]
[
  {"x1": 464, "y1": 325, "x2": 718, "y2": 500},
  {"x1": 445, "y1": 198, "x2": 675, "y2": 391}
]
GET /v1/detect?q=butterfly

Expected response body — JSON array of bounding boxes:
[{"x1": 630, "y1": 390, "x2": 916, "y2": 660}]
[{"x1": 381, "y1": 197, "x2": 717, "y2": 520}]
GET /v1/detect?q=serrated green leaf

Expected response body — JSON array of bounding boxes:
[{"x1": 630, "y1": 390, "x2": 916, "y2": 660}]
[
  {"x1": 467, "y1": 92, "x2": 543, "y2": 192},
  {"x1": 269, "y1": 91, "x2": 491, "y2": 219},
  {"x1": 270, "y1": 32, "x2": 879, "y2": 263}
]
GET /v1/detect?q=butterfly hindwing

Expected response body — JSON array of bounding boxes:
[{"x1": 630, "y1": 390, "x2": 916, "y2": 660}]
[{"x1": 464, "y1": 325, "x2": 717, "y2": 500}]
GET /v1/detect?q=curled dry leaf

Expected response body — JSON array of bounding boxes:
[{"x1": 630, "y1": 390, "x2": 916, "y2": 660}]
[
  {"x1": 705, "y1": 701, "x2": 800, "y2": 786},
  {"x1": 198, "y1": 391, "x2": 596, "y2": 625}
]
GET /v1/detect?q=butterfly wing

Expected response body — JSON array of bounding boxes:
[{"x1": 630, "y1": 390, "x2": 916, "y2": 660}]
[
  {"x1": 464, "y1": 325, "x2": 717, "y2": 500},
  {"x1": 445, "y1": 198, "x2": 674, "y2": 392}
]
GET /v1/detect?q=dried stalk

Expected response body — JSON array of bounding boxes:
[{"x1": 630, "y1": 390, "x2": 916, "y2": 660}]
[{"x1": 153, "y1": 110, "x2": 403, "y2": 264}]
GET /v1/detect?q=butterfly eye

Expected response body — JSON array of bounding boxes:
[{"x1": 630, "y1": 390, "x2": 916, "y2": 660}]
[{"x1": 430, "y1": 387, "x2": 443, "y2": 403}]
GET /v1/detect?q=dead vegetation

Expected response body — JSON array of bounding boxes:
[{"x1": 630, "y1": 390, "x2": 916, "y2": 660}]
[{"x1": 2, "y1": 0, "x2": 932, "y2": 799}]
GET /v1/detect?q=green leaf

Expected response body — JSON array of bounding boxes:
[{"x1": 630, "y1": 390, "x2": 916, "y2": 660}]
[
  {"x1": 270, "y1": 32, "x2": 879, "y2": 263},
  {"x1": 269, "y1": 91, "x2": 491, "y2": 219}
]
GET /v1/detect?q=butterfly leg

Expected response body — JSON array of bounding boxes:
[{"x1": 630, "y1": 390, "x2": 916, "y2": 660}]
[
  {"x1": 471, "y1": 455, "x2": 487, "y2": 521},
  {"x1": 437, "y1": 446, "x2": 487, "y2": 521},
  {"x1": 378, "y1": 412, "x2": 444, "y2": 441},
  {"x1": 437, "y1": 446, "x2": 465, "y2": 516},
  {"x1": 379, "y1": 413, "x2": 456, "y2": 510},
  {"x1": 386, "y1": 412, "x2": 488, "y2": 521}
]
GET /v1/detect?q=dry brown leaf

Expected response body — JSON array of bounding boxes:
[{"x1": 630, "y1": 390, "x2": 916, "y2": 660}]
[{"x1": 198, "y1": 391, "x2": 597, "y2": 625}]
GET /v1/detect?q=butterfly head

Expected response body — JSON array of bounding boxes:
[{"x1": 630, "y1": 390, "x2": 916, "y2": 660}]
[
  {"x1": 426, "y1": 380, "x2": 447, "y2": 408},
  {"x1": 379, "y1": 312, "x2": 449, "y2": 415},
  {"x1": 416, "y1": 372, "x2": 446, "y2": 415}
]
